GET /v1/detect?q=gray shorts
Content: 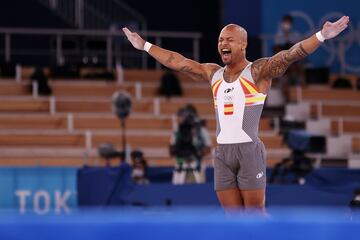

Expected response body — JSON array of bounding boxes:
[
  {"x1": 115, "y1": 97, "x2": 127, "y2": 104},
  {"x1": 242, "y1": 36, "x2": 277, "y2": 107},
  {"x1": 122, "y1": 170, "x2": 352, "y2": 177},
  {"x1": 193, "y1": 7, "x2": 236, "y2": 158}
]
[{"x1": 213, "y1": 141, "x2": 266, "y2": 191}]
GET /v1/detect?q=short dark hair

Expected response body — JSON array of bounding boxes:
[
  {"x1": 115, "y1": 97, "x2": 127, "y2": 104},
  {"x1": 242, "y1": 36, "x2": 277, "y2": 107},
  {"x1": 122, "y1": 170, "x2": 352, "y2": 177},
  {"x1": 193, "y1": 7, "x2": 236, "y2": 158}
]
[{"x1": 282, "y1": 14, "x2": 293, "y2": 23}]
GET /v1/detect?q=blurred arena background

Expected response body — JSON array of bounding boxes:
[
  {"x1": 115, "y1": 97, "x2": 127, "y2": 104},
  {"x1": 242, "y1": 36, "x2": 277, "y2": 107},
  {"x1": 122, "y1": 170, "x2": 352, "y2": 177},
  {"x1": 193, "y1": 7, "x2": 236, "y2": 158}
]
[{"x1": 0, "y1": 0, "x2": 360, "y2": 239}]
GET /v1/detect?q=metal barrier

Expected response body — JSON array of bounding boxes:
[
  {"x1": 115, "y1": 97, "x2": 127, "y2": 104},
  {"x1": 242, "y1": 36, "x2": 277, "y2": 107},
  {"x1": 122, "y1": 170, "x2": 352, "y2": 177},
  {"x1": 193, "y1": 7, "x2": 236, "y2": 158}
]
[
  {"x1": 0, "y1": 28, "x2": 202, "y2": 70},
  {"x1": 37, "y1": 0, "x2": 147, "y2": 30}
]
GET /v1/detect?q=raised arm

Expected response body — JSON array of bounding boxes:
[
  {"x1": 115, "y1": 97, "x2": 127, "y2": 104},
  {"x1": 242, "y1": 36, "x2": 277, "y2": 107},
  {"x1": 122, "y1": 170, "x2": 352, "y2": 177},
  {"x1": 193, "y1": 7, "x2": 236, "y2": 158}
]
[
  {"x1": 252, "y1": 16, "x2": 349, "y2": 82},
  {"x1": 122, "y1": 27, "x2": 220, "y2": 82}
]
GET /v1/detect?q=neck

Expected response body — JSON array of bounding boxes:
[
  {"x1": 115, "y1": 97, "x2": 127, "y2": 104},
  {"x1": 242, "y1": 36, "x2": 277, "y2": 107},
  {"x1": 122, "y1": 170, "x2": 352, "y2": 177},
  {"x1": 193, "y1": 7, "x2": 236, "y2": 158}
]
[
  {"x1": 224, "y1": 59, "x2": 250, "y2": 82},
  {"x1": 227, "y1": 59, "x2": 249, "y2": 72}
]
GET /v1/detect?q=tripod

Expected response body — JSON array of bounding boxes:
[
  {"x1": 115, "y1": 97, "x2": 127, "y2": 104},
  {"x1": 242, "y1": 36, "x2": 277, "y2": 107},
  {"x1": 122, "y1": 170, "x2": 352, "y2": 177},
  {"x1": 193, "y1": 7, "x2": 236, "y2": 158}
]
[{"x1": 105, "y1": 118, "x2": 129, "y2": 206}]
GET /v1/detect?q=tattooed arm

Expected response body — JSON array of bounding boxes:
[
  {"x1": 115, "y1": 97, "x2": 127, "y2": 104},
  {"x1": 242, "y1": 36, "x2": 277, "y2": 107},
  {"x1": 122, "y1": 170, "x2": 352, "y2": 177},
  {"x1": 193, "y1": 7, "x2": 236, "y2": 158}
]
[
  {"x1": 122, "y1": 27, "x2": 220, "y2": 82},
  {"x1": 252, "y1": 16, "x2": 349, "y2": 85},
  {"x1": 252, "y1": 38, "x2": 314, "y2": 81},
  {"x1": 146, "y1": 45, "x2": 219, "y2": 82}
]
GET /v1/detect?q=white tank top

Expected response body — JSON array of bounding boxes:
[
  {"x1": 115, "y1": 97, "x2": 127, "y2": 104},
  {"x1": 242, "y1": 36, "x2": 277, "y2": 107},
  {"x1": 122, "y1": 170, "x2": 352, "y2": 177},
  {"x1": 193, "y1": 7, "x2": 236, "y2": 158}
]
[{"x1": 210, "y1": 63, "x2": 267, "y2": 144}]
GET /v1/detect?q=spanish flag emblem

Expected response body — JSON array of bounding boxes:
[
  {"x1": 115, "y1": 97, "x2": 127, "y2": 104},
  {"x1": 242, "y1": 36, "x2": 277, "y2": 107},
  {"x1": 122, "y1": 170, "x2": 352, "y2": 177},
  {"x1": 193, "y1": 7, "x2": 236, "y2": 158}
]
[{"x1": 224, "y1": 103, "x2": 233, "y2": 115}]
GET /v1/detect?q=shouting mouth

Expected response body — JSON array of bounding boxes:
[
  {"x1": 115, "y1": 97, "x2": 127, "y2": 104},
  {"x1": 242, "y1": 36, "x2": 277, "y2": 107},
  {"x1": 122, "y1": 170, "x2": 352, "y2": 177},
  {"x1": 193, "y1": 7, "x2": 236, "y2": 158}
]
[{"x1": 221, "y1": 48, "x2": 232, "y2": 62}]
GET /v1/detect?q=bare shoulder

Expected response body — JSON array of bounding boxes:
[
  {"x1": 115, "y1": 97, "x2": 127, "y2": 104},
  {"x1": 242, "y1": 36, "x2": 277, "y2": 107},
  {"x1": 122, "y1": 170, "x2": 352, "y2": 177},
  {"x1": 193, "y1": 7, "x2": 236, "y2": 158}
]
[
  {"x1": 251, "y1": 58, "x2": 269, "y2": 82},
  {"x1": 178, "y1": 60, "x2": 220, "y2": 82},
  {"x1": 202, "y1": 63, "x2": 222, "y2": 82},
  {"x1": 250, "y1": 58, "x2": 273, "y2": 93}
]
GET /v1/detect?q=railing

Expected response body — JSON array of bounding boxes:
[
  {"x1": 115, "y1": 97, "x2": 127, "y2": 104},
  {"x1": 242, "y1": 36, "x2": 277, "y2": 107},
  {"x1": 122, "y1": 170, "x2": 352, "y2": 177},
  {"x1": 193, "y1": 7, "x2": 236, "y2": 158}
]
[
  {"x1": 39, "y1": 0, "x2": 75, "y2": 27},
  {"x1": 1, "y1": 28, "x2": 358, "y2": 73},
  {"x1": 0, "y1": 28, "x2": 201, "y2": 70},
  {"x1": 37, "y1": 0, "x2": 146, "y2": 30},
  {"x1": 84, "y1": 0, "x2": 147, "y2": 30}
]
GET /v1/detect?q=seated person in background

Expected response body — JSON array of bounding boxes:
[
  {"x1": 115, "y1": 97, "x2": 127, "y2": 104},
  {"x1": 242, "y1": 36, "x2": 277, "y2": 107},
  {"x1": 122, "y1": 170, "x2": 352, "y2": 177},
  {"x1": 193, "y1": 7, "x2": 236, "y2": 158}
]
[
  {"x1": 332, "y1": 76, "x2": 353, "y2": 89},
  {"x1": 274, "y1": 15, "x2": 301, "y2": 50},
  {"x1": 158, "y1": 69, "x2": 183, "y2": 99},
  {"x1": 131, "y1": 150, "x2": 150, "y2": 184},
  {"x1": 30, "y1": 67, "x2": 52, "y2": 96},
  {"x1": 170, "y1": 104, "x2": 211, "y2": 184},
  {"x1": 273, "y1": 15, "x2": 305, "y2": 100}
]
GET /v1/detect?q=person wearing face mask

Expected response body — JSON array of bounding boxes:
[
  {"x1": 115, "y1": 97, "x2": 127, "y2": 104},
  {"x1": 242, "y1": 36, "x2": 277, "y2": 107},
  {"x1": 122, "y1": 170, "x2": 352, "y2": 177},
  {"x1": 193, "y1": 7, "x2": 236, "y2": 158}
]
[
  {"x1": 273, "y1": 15, "x2": 305, "y2": 101},
  {"x1": 122, "y1": 16, "x2": 349, "y2": 213},
  {"x1": 274, "y1": 15, "x2": 302, "y2": 51}
]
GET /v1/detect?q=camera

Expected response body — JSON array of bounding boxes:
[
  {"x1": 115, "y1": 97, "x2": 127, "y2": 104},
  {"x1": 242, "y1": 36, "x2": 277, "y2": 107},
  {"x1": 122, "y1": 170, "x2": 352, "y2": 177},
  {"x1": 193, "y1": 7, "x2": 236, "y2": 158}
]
[{"x1": 170, "y1": 106, "x2": 202, "y2": 160}]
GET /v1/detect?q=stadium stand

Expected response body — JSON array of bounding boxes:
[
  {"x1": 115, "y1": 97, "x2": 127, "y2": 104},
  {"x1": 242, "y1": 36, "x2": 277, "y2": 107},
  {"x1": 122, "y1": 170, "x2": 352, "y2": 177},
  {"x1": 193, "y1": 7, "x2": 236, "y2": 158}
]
[{"x1": 0, "y1": 69, "x2": 289, "y2": 168}]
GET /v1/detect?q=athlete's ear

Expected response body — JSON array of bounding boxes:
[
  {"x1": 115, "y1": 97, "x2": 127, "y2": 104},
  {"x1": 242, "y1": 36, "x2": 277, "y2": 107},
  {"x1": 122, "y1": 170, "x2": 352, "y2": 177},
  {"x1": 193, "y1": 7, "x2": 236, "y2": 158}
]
[
  {"x1": 240, "y1": 41, "x2": 247, "y2": 51},
  {"x1": 241, "y1": 42, "x2": 247, "y2": 51}
]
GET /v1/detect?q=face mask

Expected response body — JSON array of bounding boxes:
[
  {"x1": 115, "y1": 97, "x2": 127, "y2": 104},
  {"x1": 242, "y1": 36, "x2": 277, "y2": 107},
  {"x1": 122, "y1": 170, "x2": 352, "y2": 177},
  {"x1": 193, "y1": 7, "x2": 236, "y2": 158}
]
[
  {"x1": 132, "y1": 168, "x2": 144, "y2": 177},
  {"x1": 282, "y1": 22, "x2": 292, "y2": 31}
]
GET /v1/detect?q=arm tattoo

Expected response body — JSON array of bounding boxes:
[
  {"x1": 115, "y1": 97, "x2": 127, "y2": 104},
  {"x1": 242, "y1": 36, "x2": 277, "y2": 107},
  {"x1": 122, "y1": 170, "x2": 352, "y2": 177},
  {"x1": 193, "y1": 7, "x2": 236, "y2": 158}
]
[
  {"x1": 165, "y1": 53, "x2": 176, "y2": 65},
  {"x1": 251, "y1": 58, "x2": 267, "y2": 83},
  {"x1": 297, "y1": 43, "x2": 309, "y2": 58},
  {"x1": 179, "y1": 66, "x2": 204, "y2": 81},
  {"x1": 261, "y1": 43, "x2": 309, "y2": 79}
]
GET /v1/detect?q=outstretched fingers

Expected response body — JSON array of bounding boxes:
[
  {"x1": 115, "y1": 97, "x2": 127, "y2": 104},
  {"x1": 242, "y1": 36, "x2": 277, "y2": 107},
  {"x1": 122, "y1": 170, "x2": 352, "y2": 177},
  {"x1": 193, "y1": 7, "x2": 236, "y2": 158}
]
[
  {"x1": 122, "y1": 27, "x2": 132, "y2": 38},
  {"x1": 335, "y1": 16, "x2": 349, "y2": 28},
  {"x1": 121, "y1": 27, "x2": 145, "y2": 50},
  {"x1": 339, "y1": 24, "x2": 349, "y2": 31},
  {"x1": 324, "y1": 16, "x2": 349, "y2": 36},
  {"x1": 337, "y1": 18, "x2": 349, "y2": 33},
  {"x1": 336, "y1": 16, "x2": 349, "y2": 24}
]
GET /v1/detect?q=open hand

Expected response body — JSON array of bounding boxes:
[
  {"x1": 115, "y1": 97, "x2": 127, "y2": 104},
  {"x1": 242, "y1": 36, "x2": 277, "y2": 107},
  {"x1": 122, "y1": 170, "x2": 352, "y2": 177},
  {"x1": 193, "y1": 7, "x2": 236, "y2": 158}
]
[
  {"x1": 321, "y1": 16, "x2": 349, "y2": 40},
  {"x1": 122, "y1": 27, "x2": 146, "y2": 51}
]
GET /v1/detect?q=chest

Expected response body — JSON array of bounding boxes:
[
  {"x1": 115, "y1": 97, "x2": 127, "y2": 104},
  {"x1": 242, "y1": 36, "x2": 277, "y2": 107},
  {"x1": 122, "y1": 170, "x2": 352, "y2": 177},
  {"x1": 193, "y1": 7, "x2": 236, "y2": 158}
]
[
  {"x1": 212, "y1": 76, "x2": 267, "y2": 108},
  {"x1": 216, "y1": 81, "x2": 245, "y2": 104}
]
